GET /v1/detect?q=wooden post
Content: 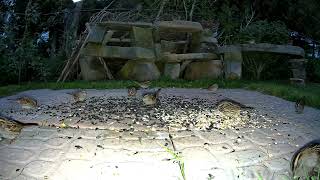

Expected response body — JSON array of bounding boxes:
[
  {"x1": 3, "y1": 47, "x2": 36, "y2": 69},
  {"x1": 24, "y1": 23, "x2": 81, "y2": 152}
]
[{"x1": 99, "y1": 57, "x2": 114, "y2": 80}]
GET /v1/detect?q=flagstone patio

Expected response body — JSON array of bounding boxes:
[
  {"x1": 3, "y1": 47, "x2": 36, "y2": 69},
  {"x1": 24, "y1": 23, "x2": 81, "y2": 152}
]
[{"x1": 0, "y1": 88, "x2": 319, "y2": 180}]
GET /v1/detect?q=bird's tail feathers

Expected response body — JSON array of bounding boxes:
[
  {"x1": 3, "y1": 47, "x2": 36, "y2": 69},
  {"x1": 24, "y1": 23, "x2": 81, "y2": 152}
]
[
  {"x1": 0, "y1": 113, "x2": 39, "y2": 126},
  {"x1": 156, "y1": 88, "x2": 162, "y2": 97}
]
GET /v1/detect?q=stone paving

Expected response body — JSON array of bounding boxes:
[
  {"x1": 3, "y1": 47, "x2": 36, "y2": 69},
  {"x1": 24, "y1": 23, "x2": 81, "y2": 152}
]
[{"x1": 0, "y1": 88, "x2": 320, "y2": 180}]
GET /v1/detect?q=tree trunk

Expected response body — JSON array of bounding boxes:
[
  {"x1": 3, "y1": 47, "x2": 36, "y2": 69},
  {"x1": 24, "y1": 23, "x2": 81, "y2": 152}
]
[
  {"x1": 50, "y1": 31, "x2": 57, "y2": 56},
  {"x1": 63, "y1": 1, "x2": 83, "y2": 58},
  {"x1": 18, "y1": 0, "x2": 32, "y2": 84}
]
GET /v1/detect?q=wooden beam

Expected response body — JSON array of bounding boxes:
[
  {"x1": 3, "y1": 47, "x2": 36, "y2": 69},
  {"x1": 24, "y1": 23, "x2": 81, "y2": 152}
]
[
  {"x1": 99, "y1": 57, "x2": 114, "y2": 80},
  {"x1": 180, "y1": 60, "x2": 192, "y2": 76},
  {"x1": 58, "y1": 33, "x2": 90, "y2": 82}
]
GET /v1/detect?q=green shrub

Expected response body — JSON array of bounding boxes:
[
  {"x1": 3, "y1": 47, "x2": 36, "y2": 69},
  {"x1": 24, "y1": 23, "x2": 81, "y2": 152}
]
[
  {"x1": 0, "y1": 37, "x2": 54, "y2": 85},
  {"x1": 306, "y1": 59, "x2": 320, "y2": 83},
  {"x1": 238, "y1": 21, "x2": 290, "y2": 80},
  {"x1": 242, "y1": 52, "x2": 291, "y2": 80},
  {"x1": 237, "y1": 20, "x2": 289, "y2": 44},
  {"x1": 44, "y1": 52, "x2": 67, "y2": 81}
]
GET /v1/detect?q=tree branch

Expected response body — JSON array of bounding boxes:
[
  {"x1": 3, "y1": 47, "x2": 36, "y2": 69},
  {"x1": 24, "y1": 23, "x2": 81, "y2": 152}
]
[
  {"x1": 189, "y1": 0, "x2": 197, "y2": 21},
  {"x1": 182, "y1": 0, "x2": 188, "y2": 20},
  {"x1": 242, "y1": 6, "x2": 255, "y2": 30},
  {"x1": 155, "y1": 0, "x2": 168, "y2": 22}
]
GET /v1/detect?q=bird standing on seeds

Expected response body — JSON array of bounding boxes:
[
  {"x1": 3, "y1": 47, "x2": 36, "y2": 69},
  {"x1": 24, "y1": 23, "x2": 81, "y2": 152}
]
[
  {"x1": 295, "y1": 97, "x2": 305, "y2": 114},
  {"x1": 16, "y1": 96, "x2": 38, "y2": 109},
  {"x1": 216, "y1": 99, "x2": 252, "y2": 117},
  {"x1": 0, "y1": 113, "x2": 38, "y2": 140},
  {"x1": 68, "y1": 90, "x2": 87, "y2": 102},
  {"x1": 127, "y1": 86, "x2": 137, "y2": 96},
  {"x1": 291, "y1": 139, "x2": 320, "y2": 179},
  {"x1": 207, "y1": 83, "x2": 219, "y2": 92},
  {"x1": 142, "y1": 88, "x2": 161, "y2": 106}
]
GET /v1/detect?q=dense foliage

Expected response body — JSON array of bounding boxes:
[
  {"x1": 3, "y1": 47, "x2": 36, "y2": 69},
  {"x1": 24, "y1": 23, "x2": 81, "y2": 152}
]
[
  {"x1": 237, "y1": 20, "x2": 289, "y2": 44},
  {"x1": 0, "y1": 0, "x2": 319, "y2": 85},
  {"x1": 307, "y1": 59, "x2": 320, "y2": 83},
  {"x1": 242, "y1": 52, "x2": 291, "y2": 80}
]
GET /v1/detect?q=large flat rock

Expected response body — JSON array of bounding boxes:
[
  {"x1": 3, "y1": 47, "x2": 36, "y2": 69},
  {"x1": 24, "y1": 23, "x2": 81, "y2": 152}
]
[
  {"x1": 161, "y1": 52, "x2": 219, "y2": 63},
  {"x1": 156, "y1": 20, "x2": 203, "y2": 33},
  {"x1": 217, "y1": 43, "x2": 305, "y2": 57},
  {"x1": 82, "y1": 43, "x2": 156, "y2": 60}
]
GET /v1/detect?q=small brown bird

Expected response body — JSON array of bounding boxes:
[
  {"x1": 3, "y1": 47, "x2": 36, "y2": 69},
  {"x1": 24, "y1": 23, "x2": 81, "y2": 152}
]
[
  {"x1": 128, "y1": 86, "x2": 137, "y2": 96},
  {"x1": 0, "y1": 113, "x2": 38, "y2": 140},
  {"x1": 134, "y1": 81, "x2": 151, "y2": 89},
  {"x1": 291, "y1": 139, "x2": 320, "y2": 179},
  {"x1": 295, "y1": 97, "x2": 305, "y2": 114},
  {"x1": 68, "y1": 90, "x2": 87, "y2": 102},
  {"x1": 207, "y1": 83, "x2": 219, "y2": 92},
  {"x1": 16, "y1": 96, "x2": 38, "y2": 109},
  {"x1": 216, "y1": 99, "x2": 252, "y2": 117},
  {"x1": 142, "y1": 88, "x2": 161, "y2": 106}
]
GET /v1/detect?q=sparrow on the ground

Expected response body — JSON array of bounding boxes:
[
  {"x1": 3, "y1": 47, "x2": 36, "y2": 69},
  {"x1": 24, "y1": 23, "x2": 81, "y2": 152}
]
[
  {"x1": 16, "y1": 96, "x2": 38, "y2": 109},
  {"x1": 216, "y1": 99, "x2": 252, "y2": 117},
  {"x1": 0, "y1": 113, "x2": 38, "y2": 140},
  {"x1": 207, "y1": 83, "x2": 219, "y2": 92},
  {"x1": 295, "y1": 97, "x2": 305, "y2": 114},
  {"x1": 128, "y1": 86, "x2": 137, "y2": 96},
  {"x1": 291, "y1": 139, "x2": 320, "y2": 179},
  {"x1": 68, "y1": 90, "x2": 87, "y2": 102},
  {"x1": 142, "y1": 88, "x2": 161, "y2": 106}
]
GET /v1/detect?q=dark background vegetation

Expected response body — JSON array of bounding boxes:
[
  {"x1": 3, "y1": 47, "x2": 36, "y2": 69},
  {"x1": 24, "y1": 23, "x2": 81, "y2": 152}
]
[{"x1": 1, "y1": 0, "x2": 320, "y2": 85}]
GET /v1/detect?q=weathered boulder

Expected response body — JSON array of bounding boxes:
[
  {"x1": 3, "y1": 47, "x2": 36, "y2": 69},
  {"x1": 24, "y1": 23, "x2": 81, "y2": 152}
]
[
  {"x1": 82, "y1": 43, "x2": 156, "y2": 60},
  {"x1": 289, "y1": 59, "x2": 307, "y2": 79},
  {"x1": 132, "y1": 26, "x2": 154, "y2": 49},
  {"x1": 160, "y1": 40, "x2": 183, "y2": 53},
  {"x1": 290, "y1": 78, "x2": 305, "y2": 86},
  {"x1": 154, "y1": 43, "x2": 162, "y2": 59},
  {"x1": 189, "y1": 32, "x2": 202, "y2": 52},
  {"x1": 164, "y1": 63, "x2": 180, "y2": 79},
  {"x1": 184, "y1": 60, "x2": 222, "y2": 80},
  {"x1": 224, "y1": 51, "x2": 243, "y2": 79},
  {"x1": 118, "y1": 59, "x2": 160, "y2": 81},
  {"x1": 291, "y1": 69, "x2": 307, "y2": 79},
  {"x1": 80, "y1": 56, "x2": 106, "y2": 81}
]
